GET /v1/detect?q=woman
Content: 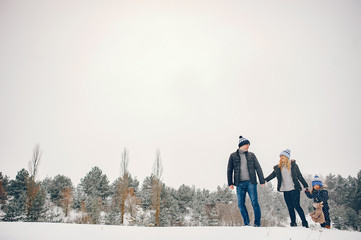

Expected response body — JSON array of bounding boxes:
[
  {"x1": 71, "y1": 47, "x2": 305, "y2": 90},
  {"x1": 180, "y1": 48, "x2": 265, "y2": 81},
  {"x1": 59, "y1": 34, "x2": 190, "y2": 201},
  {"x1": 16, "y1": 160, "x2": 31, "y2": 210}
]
[{"x1": 265, "y1": 149, "x2": 309, "y2": 228}]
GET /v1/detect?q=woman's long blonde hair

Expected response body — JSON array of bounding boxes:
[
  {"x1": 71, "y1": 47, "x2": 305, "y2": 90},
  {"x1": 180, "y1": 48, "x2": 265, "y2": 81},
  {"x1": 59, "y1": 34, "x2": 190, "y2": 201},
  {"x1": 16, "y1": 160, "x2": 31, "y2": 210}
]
[{"x1": 279, "y1": 155, "x2": 291, "y2": 171}]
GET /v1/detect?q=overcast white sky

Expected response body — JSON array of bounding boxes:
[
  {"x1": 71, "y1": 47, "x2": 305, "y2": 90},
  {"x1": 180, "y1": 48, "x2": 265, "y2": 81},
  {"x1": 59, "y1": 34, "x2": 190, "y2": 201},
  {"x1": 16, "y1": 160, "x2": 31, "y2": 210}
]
[{"x1": 1, "y1": 0, "x2": 361, "y2": 190}]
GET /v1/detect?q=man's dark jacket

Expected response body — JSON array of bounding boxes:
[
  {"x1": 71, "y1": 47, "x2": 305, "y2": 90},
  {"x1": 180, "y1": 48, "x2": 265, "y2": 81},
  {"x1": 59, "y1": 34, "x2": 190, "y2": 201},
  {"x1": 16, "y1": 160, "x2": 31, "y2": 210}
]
[
  {"x1": 265, "y1": 160, "x2": 308, "y2": 191},
  {"x1": 227, "y1": 150, "x2": 265, "y2": 186}
]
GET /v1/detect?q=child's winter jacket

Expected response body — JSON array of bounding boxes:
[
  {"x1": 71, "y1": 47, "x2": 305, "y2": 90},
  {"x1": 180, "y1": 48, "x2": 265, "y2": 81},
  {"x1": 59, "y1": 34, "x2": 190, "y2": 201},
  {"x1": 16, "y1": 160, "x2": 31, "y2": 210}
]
[{"x1": 305, "y1": 188, "x2": 329, "y2": 210}]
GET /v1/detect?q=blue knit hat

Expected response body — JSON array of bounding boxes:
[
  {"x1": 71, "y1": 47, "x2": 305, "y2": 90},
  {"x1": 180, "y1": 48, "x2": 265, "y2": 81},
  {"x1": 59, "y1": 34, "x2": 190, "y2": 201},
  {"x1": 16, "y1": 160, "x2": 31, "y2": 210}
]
[
  {"x1": 312, "y1": 175, "x2": 323, "y2": 187},
  {"x1": 238, "y1": 136, "x2": 250, "y2": 148},
  {"x1": 280, "y1": 149, "x2": 291, "y2": 159}
]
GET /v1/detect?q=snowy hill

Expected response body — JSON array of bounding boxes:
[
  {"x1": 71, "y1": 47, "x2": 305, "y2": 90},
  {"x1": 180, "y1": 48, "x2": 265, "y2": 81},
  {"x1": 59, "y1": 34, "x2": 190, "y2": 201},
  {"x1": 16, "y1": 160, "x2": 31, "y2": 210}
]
[{"x1": 0, "y1": 222, "x2": 360, "y2": 240}]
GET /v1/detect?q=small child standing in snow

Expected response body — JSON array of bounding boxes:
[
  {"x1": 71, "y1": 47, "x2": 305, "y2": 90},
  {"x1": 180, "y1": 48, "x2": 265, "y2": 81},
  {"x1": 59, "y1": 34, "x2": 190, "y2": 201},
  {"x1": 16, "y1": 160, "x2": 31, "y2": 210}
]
[{"x1": 305, "y1": 175, "x2": 331, "y2": 229}]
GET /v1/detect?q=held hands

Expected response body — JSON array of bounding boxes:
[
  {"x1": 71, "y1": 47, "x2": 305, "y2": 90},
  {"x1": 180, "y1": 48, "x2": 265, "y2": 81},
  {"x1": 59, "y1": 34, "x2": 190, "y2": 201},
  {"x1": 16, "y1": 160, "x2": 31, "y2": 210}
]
[{"x1": 230, "y1": 184, "x2": 265, "y2": 189}]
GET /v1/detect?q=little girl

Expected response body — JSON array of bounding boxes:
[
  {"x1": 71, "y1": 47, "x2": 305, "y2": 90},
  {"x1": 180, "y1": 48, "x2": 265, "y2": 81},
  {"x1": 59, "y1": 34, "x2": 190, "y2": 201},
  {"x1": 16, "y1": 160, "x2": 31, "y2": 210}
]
[{"x1": 305, "y1": 175, "x2": 331, "y2": 229}]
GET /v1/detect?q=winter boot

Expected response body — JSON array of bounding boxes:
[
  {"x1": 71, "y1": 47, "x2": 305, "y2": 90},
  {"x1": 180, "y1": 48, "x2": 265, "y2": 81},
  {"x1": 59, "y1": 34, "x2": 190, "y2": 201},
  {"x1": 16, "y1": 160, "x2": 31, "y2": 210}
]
[
  {"x1": 290, "y1": 222, "x2": 297, "y2": 227},
  {"x1": 302, "y1": 221, "x2": 309, "y2": 228},
  {"x1": 325, "y1": 225, "x2": 330, "y2": 229}
]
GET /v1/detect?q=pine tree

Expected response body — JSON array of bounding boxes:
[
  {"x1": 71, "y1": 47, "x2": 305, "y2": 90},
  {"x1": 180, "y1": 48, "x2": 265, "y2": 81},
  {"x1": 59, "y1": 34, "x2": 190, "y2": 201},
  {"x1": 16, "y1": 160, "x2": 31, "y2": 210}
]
[
  {"x1": 47, "y1": 175, "x2": 73, "y2": 205},
  {"x1": 353, "y1": 170, "x2": 361, "y2": 214},
  {"x1": 212, "y1": 185, "x2": 235, "y2": 203},
  {"x1": 3, "y1": 169, "x2": 29, "y2": 221},
  {"x1": 86, "y1": 196, "x2": 103, "y2": 224},
  {"x1": 344, "y1": 176, "x2": 357, "y2": 210},
  {"x1": 79, "y1": 166, "x2": 110, "y2": 224},
  {"x1": 80, "y1": 166, "x2": 110, "y2": 200},
  {"x1": 106, "y1": 194, "x2": 121, "y2": 225},
  {"x1": 198, "y1": 189, "x2": 212, "y2": 226},
  {"x1": 325, "y1": 173, "x2": 337, "y2": 190},
  {"x1": 3, "y1": 191, "x2": 27, "y2": 221},
  {"x1": 26, "y1": 187, "x2": 46, "y2": 221},
  {"x1": 159, "y1": 186, "x2": 182, "y2": 226},
  {"x1": 333, "y1": 174, "x2": 348, "y2": 205},
  {"x1": 176, "y1": 184, "x2": 195, "y2": 215},
  {"x1": 138, "y1": 176, "x2": 153, "y2": 211},
  {"x1": 325, "y1": 172, "x2": 361, "y2": 231},
  {"x1": 191, "y1": 188, "x2": 207, "y2": 226}
]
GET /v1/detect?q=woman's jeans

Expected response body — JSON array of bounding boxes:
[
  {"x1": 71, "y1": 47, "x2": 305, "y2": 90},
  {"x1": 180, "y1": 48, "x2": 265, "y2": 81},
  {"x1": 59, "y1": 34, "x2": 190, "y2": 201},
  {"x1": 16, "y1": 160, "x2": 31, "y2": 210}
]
[
  {"x1": 236, "y1": 181, "x2": 261, "y2": 226},
  {"x1": 283, "y1": 190, "x2": 307, "y2": 224}
]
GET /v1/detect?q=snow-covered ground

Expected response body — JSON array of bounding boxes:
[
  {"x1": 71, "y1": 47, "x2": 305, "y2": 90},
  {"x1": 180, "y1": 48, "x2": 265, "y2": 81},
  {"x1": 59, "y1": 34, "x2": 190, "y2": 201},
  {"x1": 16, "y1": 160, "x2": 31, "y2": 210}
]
[{"x1": 0, "y1": 222, "x2": 360, "y2": 240}]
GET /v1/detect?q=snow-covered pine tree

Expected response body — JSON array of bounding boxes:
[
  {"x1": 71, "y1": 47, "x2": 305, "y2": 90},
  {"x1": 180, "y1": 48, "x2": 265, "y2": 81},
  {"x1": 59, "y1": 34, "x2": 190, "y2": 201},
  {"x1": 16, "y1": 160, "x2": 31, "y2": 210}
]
[
  {"x1": 138, "y1": 176, "x2": 153, "y2": 211},
  {"x1": 26, "y1": 187, "x2": 46, "y2": 222},
  {"x1": 190, "y1": 188, "x2": 207, "y2": 226},
  {"x1": 3, "y1": 169, "x2": 29, "y2": 221},
  {"x1": 79, "y1": 166, "x2": 110, "y2": 200},
  {"x1": 176, "y1": 184, "x2": 195, "y2": 215},
  {"x1": 78, "y1": 166, "x2": 110, "y2": 224},
  {"x1": 46, "y1": 175, "x2": 73, "y2": 205},
  {"x1": 159, "y1": 185, "x2": 182, "y2": 226},
  {"x1": 86, "y1": 196, "x2": 103, "y2": 224},
  {"x1": 326, "y1": 173, "x2": 361, "y2": 231},
  {"x1": 353, "y1": 171, "x2": 361, "y2": 214}
]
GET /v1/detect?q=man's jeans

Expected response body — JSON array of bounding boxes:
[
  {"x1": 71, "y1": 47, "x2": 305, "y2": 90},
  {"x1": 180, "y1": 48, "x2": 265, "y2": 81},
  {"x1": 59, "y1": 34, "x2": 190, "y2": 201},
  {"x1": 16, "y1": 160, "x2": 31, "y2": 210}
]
[{"x1": 236, "y1": 181, "x2": 261, "y2": 226}]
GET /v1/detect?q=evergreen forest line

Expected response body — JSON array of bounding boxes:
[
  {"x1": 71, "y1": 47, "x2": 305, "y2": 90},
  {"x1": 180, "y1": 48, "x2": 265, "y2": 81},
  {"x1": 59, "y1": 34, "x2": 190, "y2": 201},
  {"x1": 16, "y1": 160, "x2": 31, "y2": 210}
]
[{"x1": 0, "y1": 145, "x2": 360, "y2": 231}]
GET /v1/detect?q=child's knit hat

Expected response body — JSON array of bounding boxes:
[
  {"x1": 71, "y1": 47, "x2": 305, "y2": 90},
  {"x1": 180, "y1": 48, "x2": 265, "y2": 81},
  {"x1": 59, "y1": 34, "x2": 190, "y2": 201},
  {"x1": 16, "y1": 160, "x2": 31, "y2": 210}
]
[
  {"x1": 312, "y1": 175, "x2": 323, "y2": 187},
  {"x1": 280, "y1": 149, "x2": 291, "y2": 159}
]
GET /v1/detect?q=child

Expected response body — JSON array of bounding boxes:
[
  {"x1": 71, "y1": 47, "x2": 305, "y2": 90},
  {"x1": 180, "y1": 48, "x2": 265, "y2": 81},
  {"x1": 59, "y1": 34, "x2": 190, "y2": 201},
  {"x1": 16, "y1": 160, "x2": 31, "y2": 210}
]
[{"x1": 305, "y1": 175, "x2": 331, "y2": 229}]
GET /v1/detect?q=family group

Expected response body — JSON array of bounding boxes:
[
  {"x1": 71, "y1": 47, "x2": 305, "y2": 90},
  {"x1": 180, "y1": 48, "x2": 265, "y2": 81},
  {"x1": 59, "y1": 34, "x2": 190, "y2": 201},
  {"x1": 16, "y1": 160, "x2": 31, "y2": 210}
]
[{"x1": 227, "y1": 136, "x2": 330, "y2": 228}]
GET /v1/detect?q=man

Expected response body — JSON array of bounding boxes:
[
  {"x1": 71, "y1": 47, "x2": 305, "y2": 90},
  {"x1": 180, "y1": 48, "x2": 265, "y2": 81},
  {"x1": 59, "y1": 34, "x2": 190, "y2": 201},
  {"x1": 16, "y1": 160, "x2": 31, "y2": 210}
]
[{"x1": 227, "y1": 136, "x2": 265, "y2": 227}]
